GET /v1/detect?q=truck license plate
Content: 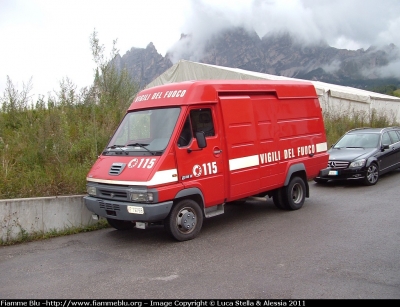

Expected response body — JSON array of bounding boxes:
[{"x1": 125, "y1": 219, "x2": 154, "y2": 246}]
[
  {"x1": 328, "y1": 170, "x2": 338, "y2": 176},
  {"x1": 127, "y1": 206, "x2": 144, "y2": 214}
]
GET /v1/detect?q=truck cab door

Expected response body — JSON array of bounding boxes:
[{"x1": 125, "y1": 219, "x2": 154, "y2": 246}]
[{"x1": 175, "y1": 106, "x2": 226, "y2": 207}]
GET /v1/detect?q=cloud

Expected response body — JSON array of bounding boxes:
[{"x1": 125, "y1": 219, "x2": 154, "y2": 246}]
[
  {"x1": 375, "y1": 60, "x2": 400, "y2": 79},
  {"x1": 321, "y1": 60, "x2": 342, "y2": 74},
  {"x1": 1, "y1": 0, "x2": 400, "y2": 97},
  {"x1": 167, "y1": 0, "x2": 255, "y2": 63},
  {"x1": 0, "y1": 0, "x2": 190, "y2": 98},
  {"x1": 168, "y1": 0, "x2": 400, "y2": 63}
]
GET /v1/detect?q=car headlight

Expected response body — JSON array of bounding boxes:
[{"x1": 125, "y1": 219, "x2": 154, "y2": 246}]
[
  {"x1": 129, "y1": 192, "x2": 154, "y2": 202},
  {"x1": 87, "y1": 186, "x2": 97, "y2": 196},
  {"x1": 349, "y1": 159, "x2": 366, "y2": 168}
]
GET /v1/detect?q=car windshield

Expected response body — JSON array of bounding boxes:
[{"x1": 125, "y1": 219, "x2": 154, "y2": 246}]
[
  {"x1": 334, "y1": 133, "x2": 380, "y2": 149},
  {"x1": 104, "y1": 107, "x2": 181, "y2": 155}
]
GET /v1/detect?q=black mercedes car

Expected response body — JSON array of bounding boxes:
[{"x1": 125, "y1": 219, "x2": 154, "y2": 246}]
[{"x1": 314, "y1": 127, "x2": 400, "y2": 185}]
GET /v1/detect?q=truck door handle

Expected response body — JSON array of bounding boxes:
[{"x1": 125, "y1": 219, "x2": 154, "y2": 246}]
[{"x1": 214, "y1": 150, "x2": 223, "y2": 154}]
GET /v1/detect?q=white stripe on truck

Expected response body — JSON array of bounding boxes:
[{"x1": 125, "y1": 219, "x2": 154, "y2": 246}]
[
  {"x1": 229, "y1": 155, "x2": 259, "y2": 171},
  {"x1": 87, "y1": 169, "x2": 178, "y2": 186},
  {"x1": 228, "y1": 142, "x2": 328, "y2": 171},
  {"x1": 316, "y1": 142, "x2": 328, "y2": 152}
]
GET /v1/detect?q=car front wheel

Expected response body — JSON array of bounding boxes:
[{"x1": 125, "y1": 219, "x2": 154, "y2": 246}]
[{"x1": 363, "y1": 162, "x2": 379, "y2": 186}]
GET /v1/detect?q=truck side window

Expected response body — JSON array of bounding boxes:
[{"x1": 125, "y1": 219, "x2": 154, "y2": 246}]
[
  {"x1": 190, "y1": 108, "x2": 215, "y2": 137},
  {"x1": 177, "y1": 116, "x2": 193, "y2": 147}
]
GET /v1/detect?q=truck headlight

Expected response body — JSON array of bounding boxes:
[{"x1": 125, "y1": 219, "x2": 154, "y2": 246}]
[
  {"x1": 349, "y1": 159, "x2": 366, "y2": 168},
  {"x1": 87, "y1": 186, "x2": 97, "y2": 196},
  {"x1": 129, "y1": 192, "x2": 154, "y2": 202}
]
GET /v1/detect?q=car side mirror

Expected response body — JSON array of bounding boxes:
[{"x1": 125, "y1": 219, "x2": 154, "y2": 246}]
[{"x1": 381, "y1": 144, "x2": 390, "y2": 151}]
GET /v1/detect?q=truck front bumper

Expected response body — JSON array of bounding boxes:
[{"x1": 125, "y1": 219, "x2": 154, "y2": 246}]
[{"x1": 84, "y1": 196, "x2": 173, "y2": 222}]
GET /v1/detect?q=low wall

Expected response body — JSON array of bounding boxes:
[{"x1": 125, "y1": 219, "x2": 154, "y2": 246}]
[{"x1": 0, "y1": 195, "x2": 100, "y2": 242}]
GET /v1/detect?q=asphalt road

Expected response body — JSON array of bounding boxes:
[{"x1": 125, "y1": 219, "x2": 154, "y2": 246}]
[{"x1": 1, "y1": 170, "x2": 400, "y2": 299}]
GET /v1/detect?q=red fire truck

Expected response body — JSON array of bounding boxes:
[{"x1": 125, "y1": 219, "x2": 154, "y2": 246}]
[{"x1": 84, "y1": 80, "x2": 329, "y2": 241}]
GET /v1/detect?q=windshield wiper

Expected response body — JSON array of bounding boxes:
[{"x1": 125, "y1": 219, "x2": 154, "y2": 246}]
[
  {"x1": 126, "y1": 143, "x2": 149, "y2": 147},
  {"x1": 105, "y1": 145, "x2": 128, "y2": 155},
  {"x1": 126, "y1": 143, "x2": 155, "y2": 155}
]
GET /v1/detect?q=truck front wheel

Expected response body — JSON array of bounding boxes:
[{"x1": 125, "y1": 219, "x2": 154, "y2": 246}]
[
  {"x1": 279, "y1": 176, "x2": 306, "y2": 210},
  {"x1": 164, "y1": 199, "x2": 203, "y2": 241},
  {"x1": 107, "y1": 218, "x2": 135, "y2": 230}
]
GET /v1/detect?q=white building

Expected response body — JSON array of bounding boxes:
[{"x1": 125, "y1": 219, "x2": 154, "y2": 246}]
[{"x1": 146, "y1": 60, "x2": 400, "y2": 123}]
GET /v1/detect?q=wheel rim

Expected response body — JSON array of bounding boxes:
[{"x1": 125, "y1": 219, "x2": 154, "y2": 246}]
[
  {"x1": 291, "y1": 183, "x2": 304, "y2": 204},
  {"x1": 367, "y1": 164, "x2": 378, "y2": 183},
  {"x1": 176, "y1": 207, "x2": 197, "y2": 234}
]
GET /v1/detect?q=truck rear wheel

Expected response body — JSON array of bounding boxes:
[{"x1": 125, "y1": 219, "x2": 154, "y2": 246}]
[
  {"x1": 107, "y1": 218, "x2": 135, "y2": 230},
  {"x1": 164, "y1": 199, "x2": 203, "y2": 241},
  {"x1": 272, "y1": 190, "x2": 285, "y2": 210},
  {"x1": 278, "y1": 176, "x2": 306, "y2": 210}
]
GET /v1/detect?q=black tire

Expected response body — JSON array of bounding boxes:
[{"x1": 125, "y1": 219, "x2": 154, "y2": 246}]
[
  {"x1": 272, "y1": 189, "x2": 285, "y2": 210},
  {"x1": 363, "y1": 162, "x2": 379, "y2": 186},
  {"x1": 278, "y1": 176, "x2": 306, "y2": 210},
  {"x1": 107, "y1": 218, "x2": 135, "y2": 230},
  {"x1": 314, "y1": 178, "x2": 329, "y2": 184},
  {"x1": 164, "y1": 199, "x2": 203, "y2": 241}
]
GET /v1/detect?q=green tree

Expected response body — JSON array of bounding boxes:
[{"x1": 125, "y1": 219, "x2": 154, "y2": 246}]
[{"x1": 369, "y1": 84, "x2": 400, "y2": 96}]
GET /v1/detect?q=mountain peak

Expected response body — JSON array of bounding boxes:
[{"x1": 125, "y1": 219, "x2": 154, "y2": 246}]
[{"x1": 116, "y1": 28, "x2": 400, "y2": 90}]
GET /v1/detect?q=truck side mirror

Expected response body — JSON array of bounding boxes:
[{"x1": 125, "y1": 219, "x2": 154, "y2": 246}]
[
  {"x1": 187, "y1": 132, "x2": 207, "y2": 153},
  {"x1": 196, "y1": 131, "x2": 207, "y2": 148}
]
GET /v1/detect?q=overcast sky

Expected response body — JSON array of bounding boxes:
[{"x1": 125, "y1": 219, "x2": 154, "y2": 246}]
[{"x1": 1, "y1": 0, "x2": 400, "y2": 99}]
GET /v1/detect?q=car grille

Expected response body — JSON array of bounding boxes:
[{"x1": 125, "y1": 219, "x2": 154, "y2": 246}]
[{"x1": 327, "y1": 160, "x2": 349, "y2": 169}]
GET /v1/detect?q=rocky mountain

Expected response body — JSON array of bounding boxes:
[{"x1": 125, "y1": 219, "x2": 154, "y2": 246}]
[
  {"x1": 114, "y1": 27, "x2": 400, "y2": 90},
  {"x1": 113, "y1": 42, "x2": 173, "y2": 89}
]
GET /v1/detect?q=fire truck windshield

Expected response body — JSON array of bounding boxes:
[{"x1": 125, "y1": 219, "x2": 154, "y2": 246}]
[{"x1": 105, "y1": 107, "x2": 181, "y2": 155}]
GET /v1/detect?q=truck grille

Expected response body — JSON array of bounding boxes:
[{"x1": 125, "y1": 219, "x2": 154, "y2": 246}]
[
  {"x1": 98, "y1": 189, "x2": 127, "y2": 200},
  {"x1": 327, "y1": 160, "x2": 349, "y2": 169},
  {"x1": 99, "y1": 201, "x2": 121, "y2": 211}
]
